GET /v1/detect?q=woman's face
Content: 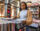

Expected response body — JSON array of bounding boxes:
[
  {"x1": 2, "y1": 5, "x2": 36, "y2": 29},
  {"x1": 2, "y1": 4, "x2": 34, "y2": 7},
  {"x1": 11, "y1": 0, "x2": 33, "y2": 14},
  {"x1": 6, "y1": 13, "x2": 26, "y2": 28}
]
[{"x1": 21, "y1": 3, "x2": 26, "y2": 10}]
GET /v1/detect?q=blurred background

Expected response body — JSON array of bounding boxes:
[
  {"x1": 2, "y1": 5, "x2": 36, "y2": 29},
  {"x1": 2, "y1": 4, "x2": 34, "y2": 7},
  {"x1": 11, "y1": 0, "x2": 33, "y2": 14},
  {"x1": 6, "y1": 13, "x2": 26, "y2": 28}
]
[
  {"x1": 0, "y1": 0, "x2": 40, "y2": 19},
  {"x1": 0, "y1": 0, "x2": 40, "y2": 31}
]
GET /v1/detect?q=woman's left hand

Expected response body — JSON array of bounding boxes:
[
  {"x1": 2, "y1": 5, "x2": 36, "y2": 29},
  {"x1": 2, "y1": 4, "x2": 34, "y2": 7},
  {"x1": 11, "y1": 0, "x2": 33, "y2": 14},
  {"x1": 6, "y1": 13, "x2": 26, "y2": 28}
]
[{"x1": 22, "y1": 20, "x2": 26, "y2": 24}]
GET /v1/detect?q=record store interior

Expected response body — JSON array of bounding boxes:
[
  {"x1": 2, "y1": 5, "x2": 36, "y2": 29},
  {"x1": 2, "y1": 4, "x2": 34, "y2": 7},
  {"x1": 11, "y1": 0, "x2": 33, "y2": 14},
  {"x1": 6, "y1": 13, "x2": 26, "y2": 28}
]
[{"x1": 0, "y1": 0, "x2": 40, "y2": 31}]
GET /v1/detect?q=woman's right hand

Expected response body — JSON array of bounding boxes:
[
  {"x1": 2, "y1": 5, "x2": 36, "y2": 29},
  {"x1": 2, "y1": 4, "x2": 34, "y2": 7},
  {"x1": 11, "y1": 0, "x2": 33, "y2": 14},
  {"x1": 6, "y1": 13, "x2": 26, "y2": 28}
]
[{"x1": 13, "y1": 16, "x2": 17, "y2": 19}]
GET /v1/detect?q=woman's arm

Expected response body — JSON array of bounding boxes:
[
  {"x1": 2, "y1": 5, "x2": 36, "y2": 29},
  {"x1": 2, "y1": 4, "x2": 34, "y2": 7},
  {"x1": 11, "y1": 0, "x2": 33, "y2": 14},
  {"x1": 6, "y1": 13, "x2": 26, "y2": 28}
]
[
  {"x1": 22, "y1": 10, "x2": 32, "y2": 25},
  {"x1": 26, "y1": 9, "x2": 32, "y2": 25}
]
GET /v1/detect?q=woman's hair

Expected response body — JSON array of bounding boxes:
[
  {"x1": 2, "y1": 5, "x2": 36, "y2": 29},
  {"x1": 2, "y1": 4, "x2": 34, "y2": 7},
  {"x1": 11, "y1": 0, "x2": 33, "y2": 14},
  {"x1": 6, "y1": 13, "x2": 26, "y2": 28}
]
[{"x1": 20, "y1": 2, "x2": 28, "y2": 11}]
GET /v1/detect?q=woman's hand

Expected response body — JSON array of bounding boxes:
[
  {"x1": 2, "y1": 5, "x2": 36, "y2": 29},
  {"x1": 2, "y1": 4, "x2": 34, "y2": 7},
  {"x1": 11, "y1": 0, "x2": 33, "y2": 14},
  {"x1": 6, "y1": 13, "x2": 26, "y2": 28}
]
[
  {"x1": 13, "y1": 16, "x2": 17, "y2": 19},
  {"x1": 22, "y1": 20, "x2": 26, "y2": 24}
]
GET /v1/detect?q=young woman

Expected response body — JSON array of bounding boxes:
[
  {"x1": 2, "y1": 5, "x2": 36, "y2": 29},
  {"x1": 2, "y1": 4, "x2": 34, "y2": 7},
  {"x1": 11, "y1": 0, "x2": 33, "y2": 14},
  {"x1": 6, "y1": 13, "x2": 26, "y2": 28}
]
[
  {"x1": 14, "y1": 2, "x2": 32, "y2": 31},
  {"x1": 17, "y1": 2, "x2": 32, "y2": 25}
]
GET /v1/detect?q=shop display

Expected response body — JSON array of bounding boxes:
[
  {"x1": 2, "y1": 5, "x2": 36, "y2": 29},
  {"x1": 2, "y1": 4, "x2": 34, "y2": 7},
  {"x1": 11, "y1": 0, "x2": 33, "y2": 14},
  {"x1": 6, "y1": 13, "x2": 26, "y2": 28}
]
[
  {"x1": 7, "y1": 3, "x2": 11, "y2": 18},
  {"x1": 0, "y1": 20, "x2": 16, "y2": 31},
  {"x1": 0, "y1": 0, "x2": 5, "y2": 18},
  {"x1": 11, "y1": 1, "x2": 20, "y2": 18},
  {"x1": 39, "y1": 6, "x2": 40, "y2": 18},
  {"x1": 0, "y1": 0, "x2": 40, "y2": 31},
  {"x1": 0, "y1": 24, "x2": 1, "y2": 31},
  {"x1": 30, "y1": 7, "x2": 39, "y2": 19},
  {"x1": 11, "y1": 23, "x2": 15, "y2": 31},
  {"x1": 0, "y1": 4, "x2": 5, "y2": 17}
]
